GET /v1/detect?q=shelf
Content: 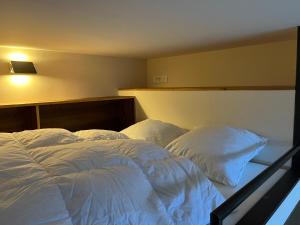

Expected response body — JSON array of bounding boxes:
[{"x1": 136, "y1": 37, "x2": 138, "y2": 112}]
[
  {"x1": 119, "y1": 86, "x2": 295, "y2": 91},
  {"x1": 0, "y1": 96, "x2": 134, "y2": 109}
]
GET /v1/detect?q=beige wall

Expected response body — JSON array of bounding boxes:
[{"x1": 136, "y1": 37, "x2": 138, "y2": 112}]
[
  {"x1": 147, "y1": 40, "x2": 297, "y2": 87},
  {"x1": 1, "y1": 39, "x2": 296, "y2": 105},
  {"x1": 119, "y1": 89, "x2": 295, "y2": 142},
  {"x1": 0, "y1": 47, "x2": 146, "y2": 105}
]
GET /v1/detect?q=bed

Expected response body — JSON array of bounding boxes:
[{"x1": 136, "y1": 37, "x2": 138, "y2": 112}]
[
  {"x1": 0, "y1": 97, "x2": 226, "y2": 225},
  {"x1": 0, "y1": 96, "x2": 295, "y2": 225},
  {"x1": 0, "y1": 129, "x2": 289, "y2": 225},
  {"x1": 0, "y1": 129, "x2": 224, "y2": 225}
]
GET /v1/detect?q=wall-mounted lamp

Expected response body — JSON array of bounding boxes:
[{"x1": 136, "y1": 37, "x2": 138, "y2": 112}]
[{"x1": 9, "y1": 61, "x2": 37, "y2": 74}]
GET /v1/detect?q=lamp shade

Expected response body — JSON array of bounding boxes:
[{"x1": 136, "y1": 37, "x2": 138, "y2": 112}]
[{"x1": 10, "y1": 61, "x2": 37, "y2": 74}]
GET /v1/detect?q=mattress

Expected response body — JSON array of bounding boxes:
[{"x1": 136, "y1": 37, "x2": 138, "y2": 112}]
[
  {"x1": 213, "y1": 162, "x2": 287, "y2": 225},
  {"x1": 251, "y1": 140, "x2": 292, "y2": 168}
]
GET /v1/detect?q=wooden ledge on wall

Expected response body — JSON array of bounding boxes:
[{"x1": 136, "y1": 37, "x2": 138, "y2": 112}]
[
  {"x1": 119, "y1": 86, "x2": 295, "y2": 91},
  {"x1": 0, "y1": 96, "x2": 135, "y2": 109}
]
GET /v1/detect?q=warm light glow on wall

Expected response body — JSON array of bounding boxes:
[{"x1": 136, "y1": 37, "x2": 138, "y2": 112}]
[
  {"x1": 10, "y1": 75, "x2": 31, "y2": 86},
  {"x1": 8, "y1": 52, "x2": 28, "y2": 61},
  {"x1": 6, "y1": 52, "x2": 33, "y2": 86}
]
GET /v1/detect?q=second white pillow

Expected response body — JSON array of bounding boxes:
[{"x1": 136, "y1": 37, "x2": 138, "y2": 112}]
[{"x1": 166, "y1": 126, "x2": 267, "y2": 186}]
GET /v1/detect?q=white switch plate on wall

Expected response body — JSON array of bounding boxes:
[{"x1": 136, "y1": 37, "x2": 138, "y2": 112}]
[{"x1": 153, "y1": 75, "x2": 168, "y2": 84}]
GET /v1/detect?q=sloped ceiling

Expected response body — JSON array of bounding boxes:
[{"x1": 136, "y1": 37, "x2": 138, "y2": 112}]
[{"x1": 1, "y1": 0, "x2": 299, "y2": 58}]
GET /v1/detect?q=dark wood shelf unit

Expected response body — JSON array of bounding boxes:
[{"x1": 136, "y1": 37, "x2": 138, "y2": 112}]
[
  {"x1": 0, "y1": 96, "x2": 135, "y2": 133},
  {"x1": 0, "y1": 106, "x2": 37, "y2": 132}
]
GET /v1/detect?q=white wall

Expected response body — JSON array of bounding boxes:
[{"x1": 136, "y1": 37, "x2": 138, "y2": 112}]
[{"x1": 119, "y1": 90, "x2": 295, "y2": 142}]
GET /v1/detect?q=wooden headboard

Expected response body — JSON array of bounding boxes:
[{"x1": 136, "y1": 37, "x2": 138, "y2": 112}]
[{"x1": 0, "y1": 96, "x2": 135, "y2": 132}]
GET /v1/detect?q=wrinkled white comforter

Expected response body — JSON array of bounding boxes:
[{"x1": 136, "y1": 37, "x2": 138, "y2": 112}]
[{"x1": 0, "y1": 134, "x2": 224, "y2": 225}]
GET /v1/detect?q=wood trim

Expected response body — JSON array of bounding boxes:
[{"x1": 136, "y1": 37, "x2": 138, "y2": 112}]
[
  {"x1": 35, "y1": 106, "x2": 41, "y2": 129},
  {"x1": 0, "y1": 96, "x2": 134, "y2": 109},
  {"x1": 119, "y1": 86, "x2": 295, "y2": 91}
]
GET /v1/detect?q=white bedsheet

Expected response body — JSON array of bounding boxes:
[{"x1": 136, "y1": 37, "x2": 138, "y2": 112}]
[
  {"x1": 252, "y1": 140, "x2": 292, "y2": 168},
  {"x1": 213, "y1": 162, "x2": 286, "y2": 225},
  {"x1": 0, "y1": 134, "x2": 224, "y2": 225}
]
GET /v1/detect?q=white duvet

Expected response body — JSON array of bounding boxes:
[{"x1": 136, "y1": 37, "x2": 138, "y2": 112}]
[{"x1": 0, "y1": 133, "x2": 224, "y2": 225}]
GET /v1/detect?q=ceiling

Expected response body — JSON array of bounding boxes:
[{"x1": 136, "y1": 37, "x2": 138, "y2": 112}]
[{"x1": 1, "y1": 0, "x2": 299, "y2": 58}]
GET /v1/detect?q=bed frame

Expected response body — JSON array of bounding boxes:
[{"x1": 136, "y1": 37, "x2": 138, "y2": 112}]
[
  {"x1": 210, "y1": 26, "x2": 300, "y2": 225},
  {"x1": 0, "y1": 96, "x2": 135, "y2": 132}
]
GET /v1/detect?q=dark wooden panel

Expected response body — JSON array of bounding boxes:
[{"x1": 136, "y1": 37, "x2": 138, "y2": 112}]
[
  {"x1": 39, "y1": 99, "x2": 135, "y2": 131},
  {"x1": 117, "y1": 98, "x2": 135, "y2": 129},
  {"x1": 0, "y1": 106, "x2": 37, "y2": 132}
]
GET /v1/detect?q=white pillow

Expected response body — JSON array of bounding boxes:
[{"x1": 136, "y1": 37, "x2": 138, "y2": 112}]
[
  {"x1": 121, "y1": 119, "x2": 187, "y2": 147},
  {"x1": 13, "y1": 128, "x2": 82, "y2": 149},
  {"x1": 166, "y1": 126, "x2": 267, "y2": 186},
  {"x1": 74, "y1": 129, "x2": 128, "y2": 141}
]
